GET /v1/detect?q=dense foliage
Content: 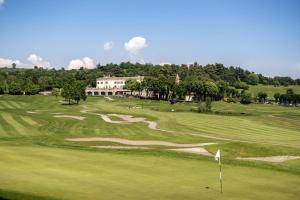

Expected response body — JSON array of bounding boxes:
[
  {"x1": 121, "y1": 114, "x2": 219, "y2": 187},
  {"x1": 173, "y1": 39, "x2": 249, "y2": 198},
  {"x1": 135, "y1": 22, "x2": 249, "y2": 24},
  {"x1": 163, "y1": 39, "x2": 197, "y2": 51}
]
[
  {"x1": 0, "y1": 62, "x2": 299, "y2": 104},
  {"x1": 276, "y1": 89, "x2": 300, "y2": 105}
]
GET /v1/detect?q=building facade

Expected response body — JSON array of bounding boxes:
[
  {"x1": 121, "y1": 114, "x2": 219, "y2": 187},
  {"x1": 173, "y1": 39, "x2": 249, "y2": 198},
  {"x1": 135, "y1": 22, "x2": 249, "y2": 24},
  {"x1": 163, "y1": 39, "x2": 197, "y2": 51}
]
[{"x1": 86, "y1": 76, "x2": 144, "y2": 96}]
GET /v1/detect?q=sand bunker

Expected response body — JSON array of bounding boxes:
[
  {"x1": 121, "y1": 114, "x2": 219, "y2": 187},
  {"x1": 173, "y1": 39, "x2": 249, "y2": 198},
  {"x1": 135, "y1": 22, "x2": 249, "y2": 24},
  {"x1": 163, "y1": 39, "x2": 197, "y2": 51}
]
[
  {"x1": 104, "y1": 96, "x2": 114, "y2": 101},
  {"x1": 237, "y1": 156, "x2": 300, "y2": 163},
  {"x1": 80, "y1": 106, "x2": 89, "y2": 113},
  {"x1": 146, "y1": 121, "x2": 159, "y2": 130},
  {"x1": 99, "y1": 114, "x2": 126, "y2": 124},
  {"x1": 170, "y1": 147, "x2": 212, "y2": 156},
  {"x1": 99, "y1": 113, "x2": 166, "y2": 131},
  {"x1": 91, "y1": 146, "x2": 150, "y2": 149},
  {"x1": 54, "y1": 115, "x2": 85, "y2": 120},
  {"x1": 109, "y1": 114, "x2": 145, "y2": 123},
  {"x1": 66, "y1": 137, "x2": 215, "y2": 147}
]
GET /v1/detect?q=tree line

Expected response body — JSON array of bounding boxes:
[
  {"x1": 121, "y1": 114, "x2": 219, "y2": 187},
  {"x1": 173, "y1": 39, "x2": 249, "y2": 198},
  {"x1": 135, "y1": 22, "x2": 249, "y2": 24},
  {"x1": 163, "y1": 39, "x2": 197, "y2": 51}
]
[
  {"x1": 274, "y1": 89, "x2": 300, "y2": 106},
  {"x1": 0, "y1": 62, "x2": 299, "y2": 105}
]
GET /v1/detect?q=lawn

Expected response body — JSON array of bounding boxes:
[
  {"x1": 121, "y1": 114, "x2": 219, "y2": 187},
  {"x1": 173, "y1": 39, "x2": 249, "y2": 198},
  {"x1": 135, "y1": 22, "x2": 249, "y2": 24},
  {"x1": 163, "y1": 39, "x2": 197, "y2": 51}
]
[
  {"x1": 0, "y1": 95, "x2": 299, "y2": 199},
  {"x1": 249, "y1": 84, "x2": 300, "y2": 99}
]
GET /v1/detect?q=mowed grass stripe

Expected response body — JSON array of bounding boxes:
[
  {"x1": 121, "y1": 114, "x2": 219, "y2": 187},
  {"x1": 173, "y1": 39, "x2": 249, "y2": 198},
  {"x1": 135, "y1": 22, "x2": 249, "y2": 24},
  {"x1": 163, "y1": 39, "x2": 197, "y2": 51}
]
[
  {"x1": 0, "y1": 120, "x2": 8, "y2": 136},
  {"x1": 20, "y1": 116, "x2": 40, "y2": 126},
  {"x1": 0, "y1": 114, "x2": 16, "y2": 137},
  {"x1": 1, "y1": 113, "x2": 28, "y2": 136},
  {"x1": 0, "y1": 101, "x2": 15, "y2": 109},
  {"x1": 176, "y1": 116, "x2": 300, "y2": 147},
  {"x1": 8, "y1": 101, "x2": 23, "y2": 109},
  {"x1": 178, "y1": 115, "x2": 300, "y2": 137}
]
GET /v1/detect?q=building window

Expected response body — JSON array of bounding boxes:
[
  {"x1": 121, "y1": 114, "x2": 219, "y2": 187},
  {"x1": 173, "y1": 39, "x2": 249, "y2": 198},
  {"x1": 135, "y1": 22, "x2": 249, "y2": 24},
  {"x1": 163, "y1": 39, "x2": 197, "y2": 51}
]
[{"x1": 101, "y1": 82, "x2": 103, "y2": 84}]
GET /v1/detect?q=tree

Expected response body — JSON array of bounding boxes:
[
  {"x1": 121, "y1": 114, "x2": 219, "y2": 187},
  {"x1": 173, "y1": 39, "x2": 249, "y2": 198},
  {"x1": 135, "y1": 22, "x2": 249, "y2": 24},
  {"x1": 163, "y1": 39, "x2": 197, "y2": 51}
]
[
  {"x1": 61, "y1": 75, "x2": 86, "y2": 104},
  {"x1": 24, "y1": 80, "x2": 40, "y2": 95},
  {"x1": 8, "y1": 82, "x2": 22, "y2": 95},
  {"x1": 52, "y1": 88, "x2": 60, "y2": 98},
  {"x1": 61, "y1": 75, "x2": 76, "y2": 104},
  {"x1": 240, "y1": 91, "x2": 252, "y2": 104},
  {"x1": 257, "y1": 92, "x2": 267, "y2": 103},
  {"x1": 183, "y1": 76, "x2": 198, "y2": 101},
  {"x1": 247, "y1": 73, "x2": 259, "y2": 85},
  {"x1": 204, "y1": 81, "x2": 219, "y2": 100},
  {"x1": 38, "y1": 76, "x2": 53, "y2": 91},
  {"x1": 235, "y1": 81, "x2": 249, "y2": 90},
  {"x1": 286, "y1": 88, "x2": 294, "y2": 95},
  {"x1": 0, "y1": 83, "x2": 4, "y2": 94},
  {"x1": 227, "y1": 86, "x2": 239, "y2": 98},
  {"x1": 73, "y1": 81, "x2": 87, "y2": 104},
  {"x1": 194, "y1": 81, "x2": 205, "y2": 101},
  {"x1": 274, "y1": 93, "x2": 280, "y2": 102},
  {"x1": 124, "y1": 79, "x2": 139, "y2": 95},
  {"x1": 216, "y1": 80, "x2": 229, "y2": 98}
]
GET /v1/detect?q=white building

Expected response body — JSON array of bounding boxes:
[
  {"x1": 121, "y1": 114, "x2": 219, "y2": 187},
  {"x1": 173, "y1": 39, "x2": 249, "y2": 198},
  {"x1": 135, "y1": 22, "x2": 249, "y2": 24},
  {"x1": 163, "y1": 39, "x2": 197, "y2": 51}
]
[
  {"x1": 86, "y1": 76, "x2": 144, "y2": 96},
  {"x1": 96, "y1": 76, "x2": 143, "y2": 89}
]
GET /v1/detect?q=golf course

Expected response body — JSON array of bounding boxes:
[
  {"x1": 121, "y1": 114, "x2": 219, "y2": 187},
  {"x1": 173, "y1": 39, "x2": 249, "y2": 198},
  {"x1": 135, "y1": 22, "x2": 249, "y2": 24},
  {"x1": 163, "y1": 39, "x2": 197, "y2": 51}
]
[{"x1": 0, "y1": 94, "x2": 300, "y2": 200}]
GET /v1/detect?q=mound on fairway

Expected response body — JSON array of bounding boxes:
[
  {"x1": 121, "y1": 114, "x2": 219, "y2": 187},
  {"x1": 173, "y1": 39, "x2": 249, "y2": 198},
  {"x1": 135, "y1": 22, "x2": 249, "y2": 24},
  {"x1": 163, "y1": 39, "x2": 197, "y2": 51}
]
[
  {"x1": 66, "y1": 137, "x2": 215, "y2": 147},
  {"x1": 54, "y1": 115, "x2": 85, "y2": 120},
  {"x1": 237, "y1": 156, "x2": 300, "y2": 163}
]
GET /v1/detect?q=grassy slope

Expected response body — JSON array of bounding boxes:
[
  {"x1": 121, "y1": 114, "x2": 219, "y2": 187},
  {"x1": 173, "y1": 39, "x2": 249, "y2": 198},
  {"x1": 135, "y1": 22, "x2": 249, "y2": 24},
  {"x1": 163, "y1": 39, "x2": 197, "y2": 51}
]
[
  {"x1": 0, "y1": 95, "x2": 300, "y2": 199},
  {"x1": 249, "y1": 85, "x2": 300, "y2": 99}
]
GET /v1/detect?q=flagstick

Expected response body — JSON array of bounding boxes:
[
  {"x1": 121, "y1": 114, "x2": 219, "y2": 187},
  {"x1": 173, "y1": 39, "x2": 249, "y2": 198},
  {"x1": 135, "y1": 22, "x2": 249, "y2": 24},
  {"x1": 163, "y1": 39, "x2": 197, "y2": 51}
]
[{"x1": 219, "y1": 153, "x2": 223, "y2": 194}]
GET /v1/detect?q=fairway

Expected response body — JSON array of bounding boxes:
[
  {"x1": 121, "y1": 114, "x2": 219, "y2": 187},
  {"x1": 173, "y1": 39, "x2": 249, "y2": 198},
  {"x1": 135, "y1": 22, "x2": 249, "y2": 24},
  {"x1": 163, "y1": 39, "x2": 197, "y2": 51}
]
[
  {"x1": 0, "y1": 95, "x2": 300, "y2": 199},
  {"x1": 0, "y1": 145, "x2": 299, "y2": 200}
]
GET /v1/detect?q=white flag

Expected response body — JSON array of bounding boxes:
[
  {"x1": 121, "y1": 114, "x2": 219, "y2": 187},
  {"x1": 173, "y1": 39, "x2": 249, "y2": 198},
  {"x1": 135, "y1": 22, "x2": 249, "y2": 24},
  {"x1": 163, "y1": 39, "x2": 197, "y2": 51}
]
[{"x1": 215, "y1": 149, "x2": 220, "y2": 161}]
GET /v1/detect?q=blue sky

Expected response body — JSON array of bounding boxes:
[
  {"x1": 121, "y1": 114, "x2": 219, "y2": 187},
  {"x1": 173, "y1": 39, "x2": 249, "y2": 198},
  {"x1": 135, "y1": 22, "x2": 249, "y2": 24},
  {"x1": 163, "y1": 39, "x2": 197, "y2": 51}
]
[{"x1": 0, "y1": 0, "x2": 299, "y2": 77}]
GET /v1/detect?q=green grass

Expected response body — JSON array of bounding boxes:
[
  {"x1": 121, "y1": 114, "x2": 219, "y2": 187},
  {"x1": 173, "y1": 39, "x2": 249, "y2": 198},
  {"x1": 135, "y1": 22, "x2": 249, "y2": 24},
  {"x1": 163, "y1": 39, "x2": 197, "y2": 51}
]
[
  {"x1": 0, "y1": 145, "x2": 299, "y2": 200},
  {"x1": 0, "y1": 95, "x2": 300, "y2": 199},
  {"x1": 249, "y1": 84, "x2": 300, "y2": 99}
]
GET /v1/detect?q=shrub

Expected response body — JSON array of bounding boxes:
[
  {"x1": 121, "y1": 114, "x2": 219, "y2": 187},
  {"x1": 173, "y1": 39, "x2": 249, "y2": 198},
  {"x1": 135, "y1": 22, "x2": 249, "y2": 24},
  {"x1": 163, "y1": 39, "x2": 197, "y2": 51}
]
[{"x1": 240, "y1": 91, "x2": 252, "y2": 104}]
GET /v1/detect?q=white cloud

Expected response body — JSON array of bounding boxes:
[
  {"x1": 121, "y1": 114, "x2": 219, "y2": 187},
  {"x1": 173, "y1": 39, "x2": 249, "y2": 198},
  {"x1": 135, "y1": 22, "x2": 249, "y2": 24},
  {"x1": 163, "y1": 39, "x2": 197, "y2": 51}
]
[
  {"x1": 0, "y1": 0, "x2": 4, "y2": 8},
  {"x1": 68, "y1": 57, "x2": 94, "y2": 70},
  {"x1": 103, "y1": 41, "x2": 114, "y2": 50},
  {"x1": 0, "y1": 57, "x2": 22, "y2": 67},
  {"x1": 124, "y1": 36, "x2": 148, "y2": 55},
  {"x1": 27, "y1": 54, "x2": 50, "y2": 68}
]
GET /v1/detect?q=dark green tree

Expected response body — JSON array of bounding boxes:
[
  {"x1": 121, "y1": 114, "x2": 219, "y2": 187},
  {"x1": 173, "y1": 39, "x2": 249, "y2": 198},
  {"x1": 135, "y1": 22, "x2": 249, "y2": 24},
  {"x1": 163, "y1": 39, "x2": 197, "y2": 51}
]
[
  {"x1": 274, "y1": 93, "x2": 280, "y2": 102},
  {"x1": 204, "y1": 81, "x2": 219, "y2": 100},
  {"x1": 124, "y1": 79, "x2": 140, "y2": 95},
  {"x1": 240, "y1": 91, "x2": 252, "y2": 104},
  {"x1": 8, "y1": 82, "x2": 22, "y2": 95},
  {"x1": 247, "y1": 73, "x2": 259, "y2": 85},
  {"x1": 51, "y1": 88, "x2": 60, "y2": 98},
  {"x1": 24, "y1": 80, "x2": 40, "y2": 95},
  {"x1": 257, "y1": 92, "x2": 268, "y2": 103}
]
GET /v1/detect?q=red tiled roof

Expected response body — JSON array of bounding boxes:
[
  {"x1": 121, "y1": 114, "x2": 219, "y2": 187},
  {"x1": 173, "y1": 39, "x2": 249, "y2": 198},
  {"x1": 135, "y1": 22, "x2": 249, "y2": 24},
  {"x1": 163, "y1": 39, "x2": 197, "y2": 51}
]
[{"x1": 96, "y1": 76, "x2": 144, "y2": 81}]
